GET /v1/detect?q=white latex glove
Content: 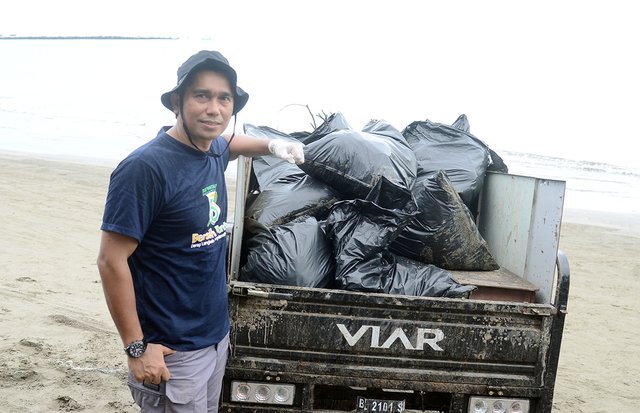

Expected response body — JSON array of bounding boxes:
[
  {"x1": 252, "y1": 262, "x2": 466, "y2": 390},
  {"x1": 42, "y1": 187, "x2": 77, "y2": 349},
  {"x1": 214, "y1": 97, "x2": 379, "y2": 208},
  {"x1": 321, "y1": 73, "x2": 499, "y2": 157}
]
[{"x1": 267, "y1": 139, "x2": 305, "y2": 165}]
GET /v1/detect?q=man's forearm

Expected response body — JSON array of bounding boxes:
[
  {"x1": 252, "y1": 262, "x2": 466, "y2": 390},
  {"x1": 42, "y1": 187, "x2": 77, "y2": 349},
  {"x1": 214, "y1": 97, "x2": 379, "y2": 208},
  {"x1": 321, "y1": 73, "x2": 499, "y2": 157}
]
[
  {"x1": 226, "y1": 134, "x2": 270, "y2": 160},
  {"x1": 226, "y1": 134, "x2": 305, "y2": 164},
  {"x1": 98, "y1": 260, "x2": 144, "y2": 346}
]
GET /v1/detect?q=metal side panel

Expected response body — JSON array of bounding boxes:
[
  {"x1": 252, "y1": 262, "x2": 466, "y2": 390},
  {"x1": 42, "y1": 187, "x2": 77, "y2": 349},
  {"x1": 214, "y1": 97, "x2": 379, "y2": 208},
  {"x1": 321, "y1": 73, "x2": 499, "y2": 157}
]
[
  {"x1": 228, "y1": 155, "x2": 251, "y2": 282},
  {"x1": 478, "y1": 172, "x2": 565, "y2": 304}
]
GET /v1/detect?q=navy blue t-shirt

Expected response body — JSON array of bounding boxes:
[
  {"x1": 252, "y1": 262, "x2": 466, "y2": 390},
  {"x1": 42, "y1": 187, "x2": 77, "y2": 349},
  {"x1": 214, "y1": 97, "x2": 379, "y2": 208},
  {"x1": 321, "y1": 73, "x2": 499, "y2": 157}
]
[{"x1": 101, "y1": 127, "x2": 230, "y2": 351}]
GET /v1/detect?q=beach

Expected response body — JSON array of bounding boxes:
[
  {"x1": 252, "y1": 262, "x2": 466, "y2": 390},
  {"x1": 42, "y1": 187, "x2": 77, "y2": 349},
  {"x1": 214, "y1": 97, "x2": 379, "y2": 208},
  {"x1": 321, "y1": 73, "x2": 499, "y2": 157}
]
[{"x1": 0, "y1": 154, "x2": 638, "y2": 412}]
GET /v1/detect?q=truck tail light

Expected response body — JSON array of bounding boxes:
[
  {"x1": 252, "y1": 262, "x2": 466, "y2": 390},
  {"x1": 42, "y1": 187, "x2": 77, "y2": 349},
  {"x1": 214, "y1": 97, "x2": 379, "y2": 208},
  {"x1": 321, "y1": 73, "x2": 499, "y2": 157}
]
[
  {"x1": 469, "y1": 396, "x2": 530, "y2": 413},
  {"x1": 230, "y1": 381, "x2": 295, "y2": 405}
]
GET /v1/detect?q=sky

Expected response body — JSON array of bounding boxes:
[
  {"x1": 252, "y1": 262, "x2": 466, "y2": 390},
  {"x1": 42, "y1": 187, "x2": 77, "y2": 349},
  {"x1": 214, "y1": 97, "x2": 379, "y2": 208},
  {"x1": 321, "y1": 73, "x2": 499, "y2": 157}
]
[{"x1": 1, "y1": 0, "x2": 638, "y2": 168}]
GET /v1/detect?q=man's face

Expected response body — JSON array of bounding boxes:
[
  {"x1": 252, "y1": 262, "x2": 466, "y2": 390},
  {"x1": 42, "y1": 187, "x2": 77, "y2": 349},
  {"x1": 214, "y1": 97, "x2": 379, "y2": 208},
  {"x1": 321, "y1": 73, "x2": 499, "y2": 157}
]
[{"x1": 174, "y1": 70, "x2": 234, "y2": 144}]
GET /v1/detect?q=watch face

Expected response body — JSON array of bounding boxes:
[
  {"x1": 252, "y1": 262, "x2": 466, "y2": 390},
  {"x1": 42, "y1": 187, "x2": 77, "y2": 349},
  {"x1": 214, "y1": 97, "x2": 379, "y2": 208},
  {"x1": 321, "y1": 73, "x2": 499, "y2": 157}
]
[{"x1": 125, "y1": 340, "x2": 146, "y2": 358}]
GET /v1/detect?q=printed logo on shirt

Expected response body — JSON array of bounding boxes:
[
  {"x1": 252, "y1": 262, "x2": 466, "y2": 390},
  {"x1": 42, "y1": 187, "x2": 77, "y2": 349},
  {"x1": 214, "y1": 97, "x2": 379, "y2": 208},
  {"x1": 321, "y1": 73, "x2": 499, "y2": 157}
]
[
  {"x1": 202, "y1": 184, "x2": 222, "y2": 226},
  {"x1": 190, "y1": 184, "x2": 226, "y2": 249}
]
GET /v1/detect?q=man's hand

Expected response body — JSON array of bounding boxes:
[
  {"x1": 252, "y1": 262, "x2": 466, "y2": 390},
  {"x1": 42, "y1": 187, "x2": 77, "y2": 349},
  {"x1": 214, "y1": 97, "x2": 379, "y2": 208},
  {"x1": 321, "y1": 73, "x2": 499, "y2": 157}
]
[
  {"x1": 128, "y1": 343, "x2": 176, "y2": 384},
  {"x1": 268, "y1": 139, "x2": 305, "y2": 165}
]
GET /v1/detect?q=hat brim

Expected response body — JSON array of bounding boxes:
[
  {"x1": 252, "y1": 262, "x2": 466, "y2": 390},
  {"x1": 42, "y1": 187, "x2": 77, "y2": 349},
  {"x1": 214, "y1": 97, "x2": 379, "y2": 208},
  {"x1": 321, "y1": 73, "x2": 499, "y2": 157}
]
[{"x1": 160, "y1": 60, "x2": 249, "y2": 115}]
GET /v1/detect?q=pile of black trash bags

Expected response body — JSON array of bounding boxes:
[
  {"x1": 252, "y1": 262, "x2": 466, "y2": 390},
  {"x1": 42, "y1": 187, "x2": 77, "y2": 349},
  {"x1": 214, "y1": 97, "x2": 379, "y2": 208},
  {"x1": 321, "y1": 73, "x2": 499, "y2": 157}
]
[{"x1": 239, "y1": 113, "x2": 508, "y2": 299}]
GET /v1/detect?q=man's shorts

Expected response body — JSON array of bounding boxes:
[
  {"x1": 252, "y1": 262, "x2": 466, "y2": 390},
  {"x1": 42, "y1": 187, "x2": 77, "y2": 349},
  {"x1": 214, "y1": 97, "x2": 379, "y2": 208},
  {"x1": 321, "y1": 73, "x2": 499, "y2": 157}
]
[{"x1": 128, "y1": 333, "x2": 230, "y2": 412}]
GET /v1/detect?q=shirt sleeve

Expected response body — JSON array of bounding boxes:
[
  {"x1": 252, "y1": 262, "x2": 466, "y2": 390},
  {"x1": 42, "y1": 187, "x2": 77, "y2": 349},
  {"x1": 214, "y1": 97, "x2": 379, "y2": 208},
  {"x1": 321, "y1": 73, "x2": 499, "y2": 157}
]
[{"x1": 100, "y1": 156, "x2": 163, "y2": 242}]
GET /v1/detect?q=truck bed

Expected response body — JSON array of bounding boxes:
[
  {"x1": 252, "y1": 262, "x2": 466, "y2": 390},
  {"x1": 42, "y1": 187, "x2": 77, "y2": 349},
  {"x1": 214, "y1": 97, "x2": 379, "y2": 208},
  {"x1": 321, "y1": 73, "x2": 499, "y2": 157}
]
[{"x1": 222, "y1": 159, "x2": 569, "y2": 412}]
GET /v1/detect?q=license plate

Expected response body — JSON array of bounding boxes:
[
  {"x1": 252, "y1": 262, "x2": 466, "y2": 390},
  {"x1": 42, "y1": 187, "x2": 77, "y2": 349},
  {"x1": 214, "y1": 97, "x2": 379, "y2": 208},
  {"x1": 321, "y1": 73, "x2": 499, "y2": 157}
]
[{"x1": 356, "y1": 396, "x2": 406, "y2": 413}]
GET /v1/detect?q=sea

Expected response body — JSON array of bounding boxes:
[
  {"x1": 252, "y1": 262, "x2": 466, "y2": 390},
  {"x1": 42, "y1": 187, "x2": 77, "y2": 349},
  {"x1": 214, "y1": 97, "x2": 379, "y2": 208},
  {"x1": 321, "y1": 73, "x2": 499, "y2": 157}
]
[{"x1": 1, "y1": 39, "x2": 638, "y2": 216}]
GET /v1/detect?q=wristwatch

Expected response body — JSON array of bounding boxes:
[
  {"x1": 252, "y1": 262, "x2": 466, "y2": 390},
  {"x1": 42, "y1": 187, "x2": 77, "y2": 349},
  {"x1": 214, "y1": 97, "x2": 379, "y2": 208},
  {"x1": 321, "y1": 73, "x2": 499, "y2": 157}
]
[{"x1": 124, "y1": 339, "x2": 147, "y2": 358}]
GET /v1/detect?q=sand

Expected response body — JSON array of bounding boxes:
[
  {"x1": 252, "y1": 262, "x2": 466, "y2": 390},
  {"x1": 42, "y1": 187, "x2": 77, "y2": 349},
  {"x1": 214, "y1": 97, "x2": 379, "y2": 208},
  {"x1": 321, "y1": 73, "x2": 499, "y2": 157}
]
[{"x1": 0, "y1": 154, "x2": 638, "y2": 412}]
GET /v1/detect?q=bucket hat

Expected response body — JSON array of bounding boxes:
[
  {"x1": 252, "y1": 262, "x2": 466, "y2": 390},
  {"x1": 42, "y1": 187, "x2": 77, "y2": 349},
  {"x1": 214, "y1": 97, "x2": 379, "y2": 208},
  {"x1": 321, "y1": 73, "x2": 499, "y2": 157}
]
[{"x1": 160, "y1": 50, "x2": 249, "y2": 115}]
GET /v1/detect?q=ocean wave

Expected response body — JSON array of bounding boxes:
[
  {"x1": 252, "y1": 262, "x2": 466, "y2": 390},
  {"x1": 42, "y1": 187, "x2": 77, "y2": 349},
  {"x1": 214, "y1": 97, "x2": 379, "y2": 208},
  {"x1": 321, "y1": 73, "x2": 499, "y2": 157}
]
[{"x1": 500, "y1": 150, "x2": 640, "y2": 178}]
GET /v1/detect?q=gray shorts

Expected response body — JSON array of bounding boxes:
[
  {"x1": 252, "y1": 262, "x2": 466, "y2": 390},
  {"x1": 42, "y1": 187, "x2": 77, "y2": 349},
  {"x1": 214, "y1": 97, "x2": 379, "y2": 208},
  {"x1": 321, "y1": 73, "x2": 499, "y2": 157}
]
[{"x1": 128, "y1": 333, "x2": 230, "y2": 412}]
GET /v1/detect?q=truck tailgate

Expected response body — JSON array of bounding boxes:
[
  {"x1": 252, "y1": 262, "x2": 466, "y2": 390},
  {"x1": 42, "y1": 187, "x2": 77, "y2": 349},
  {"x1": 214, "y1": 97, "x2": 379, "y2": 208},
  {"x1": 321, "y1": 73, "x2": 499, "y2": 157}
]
[{"x1": 228, "y1": 282, "x2": 554, "y2": 390}]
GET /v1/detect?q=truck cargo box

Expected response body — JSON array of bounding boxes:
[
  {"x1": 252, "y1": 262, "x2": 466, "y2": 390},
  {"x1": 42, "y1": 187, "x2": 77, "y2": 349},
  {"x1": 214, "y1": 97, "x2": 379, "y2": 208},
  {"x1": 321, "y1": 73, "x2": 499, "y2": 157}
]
[{"x1": 222, "y1": 158, "x2": 569, "y2": 413}]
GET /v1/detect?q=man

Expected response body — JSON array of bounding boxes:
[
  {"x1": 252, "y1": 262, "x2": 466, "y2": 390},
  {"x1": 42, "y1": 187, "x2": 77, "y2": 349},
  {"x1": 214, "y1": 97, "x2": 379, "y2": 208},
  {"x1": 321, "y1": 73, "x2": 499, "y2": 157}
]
[{"x1": 97, "y1": 50, "x2": 304, "y2": 412}]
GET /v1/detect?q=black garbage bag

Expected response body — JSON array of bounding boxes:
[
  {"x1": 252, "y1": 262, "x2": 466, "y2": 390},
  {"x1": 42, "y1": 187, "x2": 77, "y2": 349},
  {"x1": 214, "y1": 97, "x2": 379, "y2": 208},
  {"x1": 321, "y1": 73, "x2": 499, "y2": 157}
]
[
  {"x1": 300, "y1": 118, "x2": 417, "y2": 201},
  {"x1": 363, "y1": 174, "x2": 414, "y2": 212},
  {"x1": 243, "y1": 125, "x2": 340, "y2": 229},
  {"x1": 322, "y1": 195, "x2": 474, "y2": 298},
  {"x1": 402, "y1": 117, "x2": 491, "y2": 211},
  {"x1": 244, "y1": 124, "x2": 305, "y2": 189},
  {"x1": 239, "y1": 216, "x2": 334, "y2": 288},
  {"x1": 450, "y1": 113, "x2": 471, "y2": 132},
  {"x1": 322, "y1": 198, "x2": 414, "y2": 292},
  {"x1": 245, "y1": 174, "x2": 340, "y2": 231},
  {"x1": 390, "y1": 170, "x2": 499, "y2": 271},
  {"x1": 291, "y1": 112, "x2": 352, "y2": 145},
  {"x1": 451, "y1": 114, "x2": 508, "y2": 174},
  {"x1": 389, "y1": 255, "x2": 476, "y2": 298}
]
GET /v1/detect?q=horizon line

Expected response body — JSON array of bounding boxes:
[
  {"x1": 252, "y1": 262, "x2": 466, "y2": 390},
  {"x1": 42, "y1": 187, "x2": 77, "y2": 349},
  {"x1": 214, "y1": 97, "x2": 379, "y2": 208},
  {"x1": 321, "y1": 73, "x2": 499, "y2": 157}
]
[{"x1": 0, "y1": 35, "x2": 177, "y2": 40}]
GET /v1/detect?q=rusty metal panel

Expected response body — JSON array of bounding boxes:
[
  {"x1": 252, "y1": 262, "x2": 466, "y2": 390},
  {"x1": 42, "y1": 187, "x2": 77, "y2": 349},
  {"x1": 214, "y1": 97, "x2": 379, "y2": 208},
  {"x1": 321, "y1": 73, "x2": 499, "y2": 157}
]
[
  {"x1": 451, "y1": 267, "x2": 538, "y2": 303},
  {"x1": 228, "y1": 284, "x2": 553, "y2": 389},
  {"x1": 478, "y1": 173, "x2": 565, "y2": 304}
]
